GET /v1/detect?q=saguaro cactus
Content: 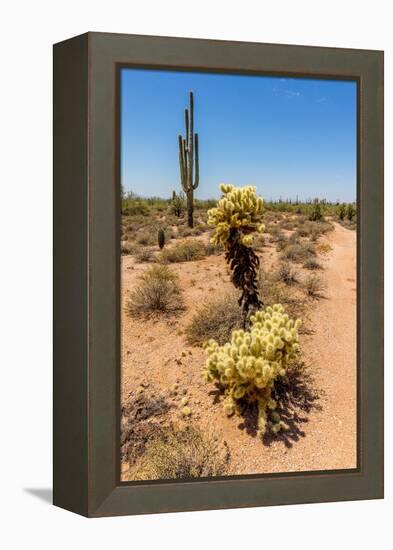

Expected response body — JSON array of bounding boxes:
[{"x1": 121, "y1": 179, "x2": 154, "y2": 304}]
[
  {"x1": 158, "y1": 228, "x2": 165, "y2": 249},
  {"x1": 178, "y1": 91, "x2": 199, "y2": 228}
]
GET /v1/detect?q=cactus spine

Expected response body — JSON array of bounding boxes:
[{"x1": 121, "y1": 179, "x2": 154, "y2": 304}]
[
  {"x1": 158, "y1": 229, "x2": 165, "y2": 249},
  {"x1": 178, "y1": 91, "x2": 199, "y2": 228}
]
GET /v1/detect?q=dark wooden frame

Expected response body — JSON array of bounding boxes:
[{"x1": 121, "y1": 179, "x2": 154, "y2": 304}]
[{"x1": 53, "y1": 32, "x2": 384, "y2": 517}]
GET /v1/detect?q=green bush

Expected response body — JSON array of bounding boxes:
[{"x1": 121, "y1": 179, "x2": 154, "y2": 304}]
[
  {"x1": 338, "y1": 203, "x2": 346, "y2": 220},
  {"x1": 126, "y1": 265, "x2": 184, "y2": 316},
  {"x1": 347, "y1": 203, "x2": 356, "y2": 221},
  {"x1": 308, "y1": 200, "x2": 323, "y2": 221}
]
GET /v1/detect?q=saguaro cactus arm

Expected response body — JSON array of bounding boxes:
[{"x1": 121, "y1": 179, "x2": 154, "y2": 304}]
[
  {"x1": 192, "y1": 133, "x2": 199, "y2": 190},
  {"x1": 177, "y1": 91, "x2": 200, "y2": 227}
]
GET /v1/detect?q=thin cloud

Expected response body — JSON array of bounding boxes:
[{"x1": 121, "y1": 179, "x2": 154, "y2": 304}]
[{"x1": 272, "y1": 87, "x2": 302, "y2": 99}]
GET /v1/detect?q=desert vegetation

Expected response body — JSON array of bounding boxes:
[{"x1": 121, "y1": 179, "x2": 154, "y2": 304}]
[{"x1": 121, "y1": 180, "x2": 357, "y2": 481}]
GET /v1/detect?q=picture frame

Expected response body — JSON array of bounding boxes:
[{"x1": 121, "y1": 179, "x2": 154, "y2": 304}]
[{"x1": 53, "y1": 32, "x2": 384, "y2": 517}]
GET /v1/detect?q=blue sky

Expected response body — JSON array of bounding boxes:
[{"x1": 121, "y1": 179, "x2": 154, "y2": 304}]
[{"x1": 120, "y1": 69, "x2": 357, "y2": 202}]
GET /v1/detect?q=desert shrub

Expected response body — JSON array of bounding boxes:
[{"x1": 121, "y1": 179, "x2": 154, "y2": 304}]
[
  {"x1": 317, "y1": 242, "x2": 332, "y2": 255},
  {"x1": 253, "y1": 234, "x2": 266, "y2": 251},
  {"x1": 132, "y1": 425, "x2": 230, "y2": 480},
  {"x1": 296, "y1": 223, "x2": 313, "y2": 237},
  {"x1": 297, "y1": 220, "x2": 332, "y2": 240},
  {"x1": 159, "y1": 239, "x2": 206, "y2": 263},
  {"x1": 303, "y1": 258, "x2": 322, "y2": 270},
  {"x1": 135, "y1": 247, "x2": 155, "y2": 263},
  {"x1": 126, "y1": 265, "x2": 184, "y2": 316},
  {"x1": 258, "y1": 280, "x2": 306, "y2": 327},
  {"x1": 276, "y1": 262, "x2": 298, "y2": 285},
  {"x1": 121, "y1": 241, "x2": 135, "y2": 255},
  {"x1": 281, "y1": 242, "x2": 316, "y2": 263},
  {"x1": 267, "y1": 226, "x2": 283, "y2": 241},
  {"x1": 203, "y1": 304, "x2": 301, "y2": 434},
  {"x1": 121, "y1": 391, "x2": 172, "y2": 465},
  {"x1": 122, "y1": 194, "x2": 150, "y2": 216},
  {"x1": 280, "y1": 219, "x2": 295, "y2": 231},
  {"x1": 337, "y1": 203, "x2": 345, "y2": 220},
  {"x1": 275, "y1": 233, "x2": 289, "y2": 251},
  {"x1": 170, "y1": 191, "x2": 186, "y2": 217},
  {"x1": 347, "y1": 203, "x2": 356, "y2": 221},
  {"x1": 304, "y1": 274, "x2": 325, "y2": 298},
  {"x1": 186, "y1": 293, "x2": 243, "y2": 346},
  {"x1": 308, "y1": 200, "x2": 323, "y2": 221},
  {"x1": 137, "y1": 230, "x2": 156, "y2": 246},
  {"x1": 205, "y1": 242, "x2": 223, "y2": 256}
]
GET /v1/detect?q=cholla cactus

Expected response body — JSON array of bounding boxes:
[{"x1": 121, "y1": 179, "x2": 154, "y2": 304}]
[
  {"x1": 208, "y1": 184, "x2": 265, "y2": 247},
  {"x1": 208, "y1": 184, "x2": 265, "y2": 325},
  {"x1": 202, "y1": 304, "x2": 301, "y2": 434}
]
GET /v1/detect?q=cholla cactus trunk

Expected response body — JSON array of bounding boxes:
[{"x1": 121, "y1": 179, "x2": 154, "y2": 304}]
[
  {"x1": 208, "y1": 184, "x2": 265, "y2": 328},
  {"x1": 178, "y1": 91, "x2": 199, "y2": 228},
  {"x1": 225, "y1": 228, "x2": 262, "y2": 328}
]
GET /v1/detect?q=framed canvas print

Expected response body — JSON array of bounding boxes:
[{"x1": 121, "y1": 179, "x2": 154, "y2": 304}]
[{"x1": 53, "y1": 32, "x2": 384, "y2": 517}]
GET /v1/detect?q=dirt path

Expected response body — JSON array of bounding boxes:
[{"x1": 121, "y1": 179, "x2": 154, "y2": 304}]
[
  {"x1": 298, "y1": 222, "x2": 357, "y2": 470},
  {"x1": 121, "y1": 222, "x2": 357, "y2": 478}
]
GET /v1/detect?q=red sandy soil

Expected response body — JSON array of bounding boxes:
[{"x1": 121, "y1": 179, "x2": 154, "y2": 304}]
[{"x1": 120, "y1": 222, "x2": 356, "y2": 479}]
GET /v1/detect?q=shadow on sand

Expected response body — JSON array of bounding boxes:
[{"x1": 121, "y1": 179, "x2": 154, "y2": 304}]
[{"x1": 237, "y1": 361, "x2": 323, "y2": 448}]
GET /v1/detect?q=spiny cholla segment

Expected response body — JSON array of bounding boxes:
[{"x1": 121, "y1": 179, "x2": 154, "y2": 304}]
[
  {"x1": 207, "y1": 184, "x2": 265, "y2": 248},
  {"x1": 202, "y1": 304, "x2": 301, "y2": 434}
]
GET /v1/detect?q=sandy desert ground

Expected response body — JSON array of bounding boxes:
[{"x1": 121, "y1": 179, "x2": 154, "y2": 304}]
[{"x1": 120, "y1": 214, "x2": 356, "y2": 480}]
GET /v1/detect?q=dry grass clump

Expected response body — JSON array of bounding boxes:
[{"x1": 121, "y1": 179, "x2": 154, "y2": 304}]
[
  {"x1": 257, "y1": 269, "x2": 306, "y2": 323},
  {"x1": 159, "y1": 239, "x2": 206, "y2": 263},
  {"x1": 253, "y1": 234, "x2": 266, "y2": 251},
  {"x1": 303, "y1": 258, "x2": 322, "y2": 270},
  {"x1": 296, "y1": 220, "x2": 333, "y2": 241},
  {"x1": 279, "y1": 219, "x2": 295, "y2": 231},
  {"x1": 136, "y1": 230, "x2": 156, "y2": 246},
  {"x1": 304, "y1": 274, "x2": 325, "y2": 298},
  {"x1": 126, "y1": 265, "x2": 185, "y2": 317},
  {"x1": 131, "y1": 425, "x2": 231, "y2": 480},
  {"x1": 281, "y1": 242, "x2": 316, "y2": 263},
  {"x1": 186, "y1": 293, "x2": 243, "y2": 346},
  {"x1": 134, "y1": 247, "x2": 155, "y2": 263},
  {"x1": 275, "y1": 262, "x2": 298, "y2": 285},
  {"x1": 121, "y1": 241, "x2": 135, "y2": 255},
  {"x1": 205, "y1": 242, "x2": 223, "y2": 256},
  {"x1": 121, "y1": 391, "x2": 172, "y2": 465},
  {"x1": 317, "y1": 242, "x2": 333, "y2": 255}
]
